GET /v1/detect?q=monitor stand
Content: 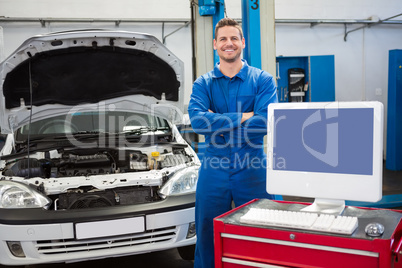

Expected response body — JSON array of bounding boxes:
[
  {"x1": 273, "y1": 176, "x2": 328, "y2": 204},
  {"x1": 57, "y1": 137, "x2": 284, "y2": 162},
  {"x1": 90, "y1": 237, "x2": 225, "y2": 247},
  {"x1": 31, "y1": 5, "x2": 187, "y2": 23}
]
[{"x1": 301, "y1": 198, "x2": 345, "y2": 215}]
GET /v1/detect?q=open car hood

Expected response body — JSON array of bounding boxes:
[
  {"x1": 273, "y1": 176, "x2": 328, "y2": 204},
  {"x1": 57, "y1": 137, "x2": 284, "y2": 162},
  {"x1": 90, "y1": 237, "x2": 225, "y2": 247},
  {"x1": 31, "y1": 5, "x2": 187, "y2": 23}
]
[{"x1": 0, "y1": 30, "x2": 184, "y2": 134}]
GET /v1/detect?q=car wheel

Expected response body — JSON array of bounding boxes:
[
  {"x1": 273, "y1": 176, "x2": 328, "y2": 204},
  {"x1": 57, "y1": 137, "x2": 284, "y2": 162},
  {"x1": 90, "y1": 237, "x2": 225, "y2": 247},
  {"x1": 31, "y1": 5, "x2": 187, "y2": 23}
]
[{"x1": 177, "y1": 244, "x2": 195, "y2": 260}]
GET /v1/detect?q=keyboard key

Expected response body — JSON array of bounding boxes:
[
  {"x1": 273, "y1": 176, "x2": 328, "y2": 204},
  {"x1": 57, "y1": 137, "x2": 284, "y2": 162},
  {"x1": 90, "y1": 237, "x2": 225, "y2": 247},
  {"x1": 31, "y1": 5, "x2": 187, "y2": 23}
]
[{"x1": 240, "y1": 208, "x2": 358, "y2": 235}]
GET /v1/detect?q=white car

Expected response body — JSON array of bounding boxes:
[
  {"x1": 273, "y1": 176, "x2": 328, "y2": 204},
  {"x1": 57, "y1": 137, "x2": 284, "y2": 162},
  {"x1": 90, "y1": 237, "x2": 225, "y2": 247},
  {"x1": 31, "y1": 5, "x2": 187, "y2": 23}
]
[{"x1": 0, "y1": 30, "x2": 199, "y2": 266}]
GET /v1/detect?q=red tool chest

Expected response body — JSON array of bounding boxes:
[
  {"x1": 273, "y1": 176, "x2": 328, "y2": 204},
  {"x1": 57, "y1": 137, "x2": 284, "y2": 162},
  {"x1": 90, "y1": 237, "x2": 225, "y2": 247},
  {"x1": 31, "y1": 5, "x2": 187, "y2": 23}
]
[{"x1": 214, "y1": 199, "x2": 402, "y2": 268}]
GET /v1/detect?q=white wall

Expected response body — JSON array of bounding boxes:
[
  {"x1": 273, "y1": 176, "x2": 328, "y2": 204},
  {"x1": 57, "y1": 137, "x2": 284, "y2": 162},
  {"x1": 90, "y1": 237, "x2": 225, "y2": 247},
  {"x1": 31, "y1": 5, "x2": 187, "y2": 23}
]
[
  {"x1": 0, "y1": 0, "x2": 401, "y2": 109},
  {"x1": 0, "y1": 0, "x2": 190, "y2": 18},
  {"x1": 274, "y1": 0, "x2": 402, "y2": 105}
]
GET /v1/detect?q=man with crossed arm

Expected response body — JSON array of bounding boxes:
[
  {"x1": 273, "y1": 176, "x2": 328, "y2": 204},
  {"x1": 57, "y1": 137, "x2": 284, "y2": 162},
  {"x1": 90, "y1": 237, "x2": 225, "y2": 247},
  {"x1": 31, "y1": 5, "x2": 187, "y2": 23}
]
[{"x1": 188, "y1": 18, "x2": 278, "y2": 268}]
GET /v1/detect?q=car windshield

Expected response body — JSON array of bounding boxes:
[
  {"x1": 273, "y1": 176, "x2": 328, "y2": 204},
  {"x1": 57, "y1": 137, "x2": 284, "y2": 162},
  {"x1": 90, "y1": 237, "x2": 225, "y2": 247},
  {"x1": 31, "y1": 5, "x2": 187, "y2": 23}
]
[{"x1": 16, "y1": 111, "x2": 170, "y2": 141}]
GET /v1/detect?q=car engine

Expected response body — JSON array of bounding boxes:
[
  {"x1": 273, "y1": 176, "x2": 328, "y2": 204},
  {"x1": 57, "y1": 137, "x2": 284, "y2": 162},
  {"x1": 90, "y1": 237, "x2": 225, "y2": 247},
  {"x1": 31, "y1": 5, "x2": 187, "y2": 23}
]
[{"x1": 1, "y1": 145, "x2": 194, "y2": 210}]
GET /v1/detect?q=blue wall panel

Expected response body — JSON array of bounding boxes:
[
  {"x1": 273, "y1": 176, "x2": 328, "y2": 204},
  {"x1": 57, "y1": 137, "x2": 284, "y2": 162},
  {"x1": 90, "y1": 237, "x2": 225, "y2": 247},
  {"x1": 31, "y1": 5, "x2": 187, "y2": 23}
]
[
  {"x1": 386, "y1": 49, "x2": 402, "y2": 170},
  {"x1": 310, "y1": 55, "x2": 335, "y2": 102}
]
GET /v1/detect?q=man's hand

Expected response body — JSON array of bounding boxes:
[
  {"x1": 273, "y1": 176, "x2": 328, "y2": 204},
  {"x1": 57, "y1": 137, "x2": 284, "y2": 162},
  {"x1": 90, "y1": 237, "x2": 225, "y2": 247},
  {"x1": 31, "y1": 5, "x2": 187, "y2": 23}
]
[{"x1": 241, "y1": 111, "x2": 254, "y2": 123}]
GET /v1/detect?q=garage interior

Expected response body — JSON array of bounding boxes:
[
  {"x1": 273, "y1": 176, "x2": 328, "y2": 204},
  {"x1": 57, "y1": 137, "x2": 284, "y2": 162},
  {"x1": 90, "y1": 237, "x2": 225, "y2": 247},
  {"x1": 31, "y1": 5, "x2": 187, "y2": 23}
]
[{"x1": 0, "y1": 0, "x2": 402, "y2": 267}]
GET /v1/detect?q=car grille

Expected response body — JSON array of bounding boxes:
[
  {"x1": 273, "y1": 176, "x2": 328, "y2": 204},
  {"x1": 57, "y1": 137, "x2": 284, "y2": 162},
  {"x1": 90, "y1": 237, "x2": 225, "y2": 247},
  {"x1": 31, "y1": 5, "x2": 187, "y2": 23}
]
[
  {"x1": 55, "y1": 186, "x2": 161, "y2": 210},
  {"x1": 35, "y1": 226, "x2": 176, "y2": 255}
]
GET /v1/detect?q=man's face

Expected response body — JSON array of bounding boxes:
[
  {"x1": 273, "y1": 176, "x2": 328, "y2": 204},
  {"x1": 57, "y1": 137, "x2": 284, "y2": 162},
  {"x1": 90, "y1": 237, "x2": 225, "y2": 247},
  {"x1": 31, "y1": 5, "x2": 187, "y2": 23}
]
[{"x1": 214, "y1": 26, "x2": 245, "y2": 63}]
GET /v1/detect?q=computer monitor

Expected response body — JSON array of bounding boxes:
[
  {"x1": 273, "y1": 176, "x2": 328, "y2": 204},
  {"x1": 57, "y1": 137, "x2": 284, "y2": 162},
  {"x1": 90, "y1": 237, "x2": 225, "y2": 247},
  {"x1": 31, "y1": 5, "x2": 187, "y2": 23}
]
[{"x1": 266, "y1": 101, "x2": 384, "y2": 215}]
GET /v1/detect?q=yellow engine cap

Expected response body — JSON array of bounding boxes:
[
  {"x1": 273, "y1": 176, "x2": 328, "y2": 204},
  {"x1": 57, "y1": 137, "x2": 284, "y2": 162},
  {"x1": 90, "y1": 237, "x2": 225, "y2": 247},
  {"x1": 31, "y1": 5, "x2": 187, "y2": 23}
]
[{"x1": 151, "y1": 151, "x2": 160, "y2": 157}]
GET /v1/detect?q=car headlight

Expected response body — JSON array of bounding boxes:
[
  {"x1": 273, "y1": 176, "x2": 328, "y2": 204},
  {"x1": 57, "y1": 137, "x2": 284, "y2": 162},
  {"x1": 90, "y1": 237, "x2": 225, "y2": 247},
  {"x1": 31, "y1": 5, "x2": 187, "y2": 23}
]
[
  {"x1": 159, "y1": 166, "x2": 199, "y2": 197},
  {"x1": 0, "y1": 181, "x2": 52, "y2": 209}
]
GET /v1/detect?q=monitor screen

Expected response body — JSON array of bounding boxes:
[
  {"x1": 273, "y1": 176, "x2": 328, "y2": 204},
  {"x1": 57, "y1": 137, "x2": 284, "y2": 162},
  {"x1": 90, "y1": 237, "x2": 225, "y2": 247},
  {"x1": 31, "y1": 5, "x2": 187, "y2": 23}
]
[{"x1": 267, "y1": 102, "x2": 383, "y2": 213}]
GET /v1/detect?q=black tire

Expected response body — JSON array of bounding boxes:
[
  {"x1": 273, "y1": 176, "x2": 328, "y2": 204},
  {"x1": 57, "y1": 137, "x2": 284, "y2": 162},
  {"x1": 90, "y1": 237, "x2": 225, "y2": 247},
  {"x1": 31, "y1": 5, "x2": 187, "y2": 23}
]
[{"x1": 177, "y1": 244, "x2": 195, "y2": 260}]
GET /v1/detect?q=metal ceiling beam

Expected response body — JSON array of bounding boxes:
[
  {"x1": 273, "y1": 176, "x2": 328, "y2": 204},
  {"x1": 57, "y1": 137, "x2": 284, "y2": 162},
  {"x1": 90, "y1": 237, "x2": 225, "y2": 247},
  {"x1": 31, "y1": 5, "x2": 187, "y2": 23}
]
[
  {"x1": 1, "y1": 15, "x2": 401, "y2": 42},
  {"x1": 2, "y1": 16, "x2": 401, "y2": 27},
  {"x1": 275, "y1": 19, "x2": 402, "y2": 25},
  {"x1": 3, "y1": 16, "x2": 402, "y2": 26},
  {"x1": 343, "y1": 13, "x2": 402, "y2": 41},
  {"x1": 0, "y1": 17, "x2": 190, "y2": 27}
]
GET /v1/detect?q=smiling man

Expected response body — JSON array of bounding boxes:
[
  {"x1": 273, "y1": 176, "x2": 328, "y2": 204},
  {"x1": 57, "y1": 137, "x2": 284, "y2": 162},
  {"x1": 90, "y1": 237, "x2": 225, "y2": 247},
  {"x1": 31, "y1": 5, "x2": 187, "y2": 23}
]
[{"x1": 188, "y1": 18, "x2": 278, "y2": 267}]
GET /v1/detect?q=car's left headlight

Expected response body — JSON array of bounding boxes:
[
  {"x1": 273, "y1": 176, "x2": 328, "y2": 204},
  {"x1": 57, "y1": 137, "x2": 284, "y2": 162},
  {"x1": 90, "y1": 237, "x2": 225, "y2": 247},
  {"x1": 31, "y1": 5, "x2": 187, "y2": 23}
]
[
  {"x1": 159, "y1": 166, "x2": 199, "y2": 197},
  {"x1": 0, "y1": 181, "x2": 52, "y2": 209}
]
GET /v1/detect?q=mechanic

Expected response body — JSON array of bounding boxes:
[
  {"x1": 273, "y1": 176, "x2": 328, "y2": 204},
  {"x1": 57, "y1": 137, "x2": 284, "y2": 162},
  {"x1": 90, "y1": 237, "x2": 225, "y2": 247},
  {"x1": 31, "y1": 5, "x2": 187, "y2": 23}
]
[{"x1": 188, "y1": 18, "x2": 278, "y2": 268}]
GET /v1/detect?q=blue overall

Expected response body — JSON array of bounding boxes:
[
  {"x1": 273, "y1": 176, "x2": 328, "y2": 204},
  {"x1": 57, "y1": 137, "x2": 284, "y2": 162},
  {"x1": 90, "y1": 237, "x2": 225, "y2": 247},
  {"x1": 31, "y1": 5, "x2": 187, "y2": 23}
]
[{"x1": 188, "y1": 60, "x2": 278, "y2": 268}]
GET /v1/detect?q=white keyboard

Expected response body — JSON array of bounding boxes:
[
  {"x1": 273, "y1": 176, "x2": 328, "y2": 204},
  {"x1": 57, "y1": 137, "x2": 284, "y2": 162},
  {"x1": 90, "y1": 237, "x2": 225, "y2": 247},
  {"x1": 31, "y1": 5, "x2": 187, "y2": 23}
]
[{"x1": 240, "y1": 208, "x2": 358, "y2": 235}]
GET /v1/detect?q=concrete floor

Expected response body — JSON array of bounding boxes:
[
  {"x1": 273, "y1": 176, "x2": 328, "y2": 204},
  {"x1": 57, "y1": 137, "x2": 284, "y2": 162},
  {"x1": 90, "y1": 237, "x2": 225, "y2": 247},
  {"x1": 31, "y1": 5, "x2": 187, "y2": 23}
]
[{"x1": 382, "y1": 164, "x2": 402, "y2": 197}]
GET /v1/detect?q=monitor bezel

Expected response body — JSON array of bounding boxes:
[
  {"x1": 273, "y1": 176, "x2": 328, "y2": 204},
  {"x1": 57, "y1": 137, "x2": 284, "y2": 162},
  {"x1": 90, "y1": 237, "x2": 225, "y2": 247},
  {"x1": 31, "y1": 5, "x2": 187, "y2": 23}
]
[{"x1": 266, "y1": 101, "x2": 383, "y2": 203}]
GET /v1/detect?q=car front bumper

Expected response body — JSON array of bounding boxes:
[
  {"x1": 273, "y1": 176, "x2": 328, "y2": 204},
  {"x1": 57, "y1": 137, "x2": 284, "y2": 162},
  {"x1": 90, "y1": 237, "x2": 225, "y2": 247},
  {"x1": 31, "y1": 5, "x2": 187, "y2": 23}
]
[{"x1": 0, "y1": 194, "x2": 196, "y2": 266}]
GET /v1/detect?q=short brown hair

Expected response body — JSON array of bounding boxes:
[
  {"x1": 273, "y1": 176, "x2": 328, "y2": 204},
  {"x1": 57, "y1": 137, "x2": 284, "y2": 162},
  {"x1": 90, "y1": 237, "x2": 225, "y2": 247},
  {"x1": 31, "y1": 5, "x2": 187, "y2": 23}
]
[{"x1": 214, "y1": 18, "x2": 243, "y2": 40}]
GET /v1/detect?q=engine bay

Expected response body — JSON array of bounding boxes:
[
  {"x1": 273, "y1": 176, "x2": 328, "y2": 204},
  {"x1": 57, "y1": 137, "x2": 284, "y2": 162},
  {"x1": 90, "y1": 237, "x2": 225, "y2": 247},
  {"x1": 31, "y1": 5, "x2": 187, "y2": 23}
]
[
  {"x1": 2, "y1": 145, "x2": 192, "y2": 179},
  {"x1": 0, "y1": 144, "x2": 194, "y2": 210}
]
